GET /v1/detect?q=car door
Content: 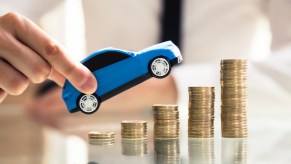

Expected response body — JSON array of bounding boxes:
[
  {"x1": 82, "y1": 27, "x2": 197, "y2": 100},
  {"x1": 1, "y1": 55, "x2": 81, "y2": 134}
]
[{"x1": 94, "y1": 52, "x2": 148, "y2": 99}]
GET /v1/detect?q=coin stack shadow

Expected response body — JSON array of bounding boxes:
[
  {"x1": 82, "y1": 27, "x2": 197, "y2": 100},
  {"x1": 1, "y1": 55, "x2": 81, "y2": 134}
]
[
  {"x1": 153, "y1": 105, "x2": 180, "y2": 139},
  {"x1": 188, "y1": 138, "x2": 215, "y2": 164},
  {"x1": 154, "y1": 139, "x2": 180, "y2": 164},
  {"x1": 88, "y1": 131, "x2": 115, "y2": 145},
  {"x1": 188, "y1": 87, "x2": 215, "y2": 138},
  {"x1": 220, "y1": 59, "x2": 248, "y2": 138},
  {"x1": 121, "y1": 139, "x2": 147, "y2": 156},
  {"x1": 121, "y1": 120, "x2": 147, "y2": 139}
]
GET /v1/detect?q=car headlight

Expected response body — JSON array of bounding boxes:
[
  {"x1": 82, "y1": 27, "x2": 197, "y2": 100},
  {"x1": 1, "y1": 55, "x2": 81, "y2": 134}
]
[{"x1": 177, "y1": 55, "x2": 183, "y2": 63}]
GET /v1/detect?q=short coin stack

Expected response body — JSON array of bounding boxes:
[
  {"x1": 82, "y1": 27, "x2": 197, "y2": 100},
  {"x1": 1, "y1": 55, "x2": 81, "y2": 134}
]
[
  {"x1": 188, "y1": 87, "x2": 215, "y2": 138},
  {"x1": 121, "y1": 120, "x2": 147, "y2": 139},
  {"x1": 88, "y1": 131, "x2": 115, "y2": 145},
  {"x1": 220, "y1": 59, "x2": 248, "y2": 138},
  {"x1": 153, "y1": 105, "x2": 180, "y2": 139}
]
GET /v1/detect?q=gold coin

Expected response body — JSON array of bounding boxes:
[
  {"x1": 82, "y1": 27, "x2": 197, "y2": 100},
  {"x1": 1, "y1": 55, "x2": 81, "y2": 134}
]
[
  {"x1": 89, "y1": 139, "x2": 115, "y2": 146},
  {"x1": 88, "y1": 131, "x2": 115, "y2": 140},
  {"x1": 121, "y1": 120, "x2": 147, "y2": 125}
]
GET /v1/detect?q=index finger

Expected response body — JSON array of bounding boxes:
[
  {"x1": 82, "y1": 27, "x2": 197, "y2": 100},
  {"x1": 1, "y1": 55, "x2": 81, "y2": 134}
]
[{"x1": 5, "y1": 13, "x2": 97, "y2": 94}]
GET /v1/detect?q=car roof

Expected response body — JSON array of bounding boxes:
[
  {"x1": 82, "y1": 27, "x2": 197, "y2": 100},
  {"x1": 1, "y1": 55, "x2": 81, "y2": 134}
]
[
  {"x1": 137, "y1": 41, "x2": 174, "y2": 54},
  {"x1": 82, "y1": 48, "x2": 135, "y2": 63}
]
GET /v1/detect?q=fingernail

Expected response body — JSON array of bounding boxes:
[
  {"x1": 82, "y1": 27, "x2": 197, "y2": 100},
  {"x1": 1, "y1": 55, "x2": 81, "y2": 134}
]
[{"x1": 81, "y1": 75, "x2": 97, "y2": 94}]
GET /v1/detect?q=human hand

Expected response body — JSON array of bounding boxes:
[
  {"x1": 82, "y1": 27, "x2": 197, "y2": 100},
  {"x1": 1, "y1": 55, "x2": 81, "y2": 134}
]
[{"x1": 0, "y1": 12, "x2": 97, "y2": 103}]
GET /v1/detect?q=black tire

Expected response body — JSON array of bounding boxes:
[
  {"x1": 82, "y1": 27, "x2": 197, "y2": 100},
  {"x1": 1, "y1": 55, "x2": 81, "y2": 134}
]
[
  {"x1": 77, "y1": 93, "x2": 100, "y2": 114},
  {"x1": 148, "y1": 56, "x2": 171, "y2": 78}
]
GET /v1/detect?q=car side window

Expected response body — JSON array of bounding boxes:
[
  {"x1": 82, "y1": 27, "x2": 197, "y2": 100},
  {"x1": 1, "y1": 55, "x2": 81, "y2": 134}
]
[{"x1": 83, "y1": 51, "x2": 131, "y2": 72}]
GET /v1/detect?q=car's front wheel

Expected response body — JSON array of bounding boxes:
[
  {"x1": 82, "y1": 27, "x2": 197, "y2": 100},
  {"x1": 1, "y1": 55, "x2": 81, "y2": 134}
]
[
  {"x1": 77, "y1": 94, "x2": 100, "y2": 114},
  {"x1": 149, "y1": 57, "x2": 171, "y2": 78}
]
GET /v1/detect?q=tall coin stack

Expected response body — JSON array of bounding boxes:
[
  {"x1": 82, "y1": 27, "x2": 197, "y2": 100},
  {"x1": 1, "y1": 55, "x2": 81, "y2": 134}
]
[
  {"x1": 121, "y1": 120, "x2": 147, "y2": 139},
  {"x1": 220, "y1": 59, "x2": 248, "y2": 138},
  {"x1": 188, "y1": 87, "x2": 215, "y2": 138},
  {"x1": 153, "y1": 105, "x2": 180, "y2": 139}
]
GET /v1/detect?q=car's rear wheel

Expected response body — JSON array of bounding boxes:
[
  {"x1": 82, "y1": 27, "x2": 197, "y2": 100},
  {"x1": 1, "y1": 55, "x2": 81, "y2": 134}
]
[
  {"x1": 149, "y1": 57, "x2": 171, "y2": 78},
  {"x1": 77, "y1": 94, "x2": 100, "y2": 114}
]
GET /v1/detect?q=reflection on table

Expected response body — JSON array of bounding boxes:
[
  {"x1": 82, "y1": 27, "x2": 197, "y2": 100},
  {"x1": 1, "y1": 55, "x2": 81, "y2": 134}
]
[
  {"x1": 188, "y1": 138, "x2": 215, "y2": 164},
  {"x1": 154, "y1": 139, "x2": 180, "y2": 164},
  {"x1": 221, "y1": 138, "x2": 247, "y2": 164},
  {"x1": 122, "y1": 139, "x2": 147, "y2": 156}
]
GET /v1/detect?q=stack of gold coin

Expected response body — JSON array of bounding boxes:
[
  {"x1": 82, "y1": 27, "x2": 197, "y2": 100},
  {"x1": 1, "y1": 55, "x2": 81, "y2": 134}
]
[
  {"x1": 121, "y1": 120, "x2": 147, "y2": 139},
  {"x1": 153, "y1": 105, "x2": 180, "y2": 139},
  {"x1": 154, "y1": 139, "x2": 180, "y2": 164},
  {"x1": 88, "y1": 131, "x2": 115, "y2": 145},
  {"x1": 220, "y1": 59, "x2": 248, "y2": 138},
  {"x1": 121, "y1": 139, "x2": 147, "y2": 156},
  {"x1": 188, "y1": 87, "x2": 215, "y2": 138}
]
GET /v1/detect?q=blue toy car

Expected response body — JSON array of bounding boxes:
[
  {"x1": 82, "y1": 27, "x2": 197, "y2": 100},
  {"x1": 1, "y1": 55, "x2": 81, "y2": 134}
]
[{"x1": 62, "y1": 41, "x2": 182, "y2": 114}]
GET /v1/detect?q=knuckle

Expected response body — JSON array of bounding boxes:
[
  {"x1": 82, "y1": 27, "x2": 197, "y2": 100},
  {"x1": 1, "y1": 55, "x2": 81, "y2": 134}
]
[
  {"x1": 0, "y1": 12, "x2": 25, "y2": 35},
  {"x1": 30, "y1": 63, "x2": 51, "y2": 83},
  {"x1": 44, "y1": 41, "x2": 62, "y2": 57},
  {"x1": 7, "y1": 77, "x2": 29, "y2": 95},
  {"x1": 2, "y1": 12, "x2": 21, "y2": 24}
]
